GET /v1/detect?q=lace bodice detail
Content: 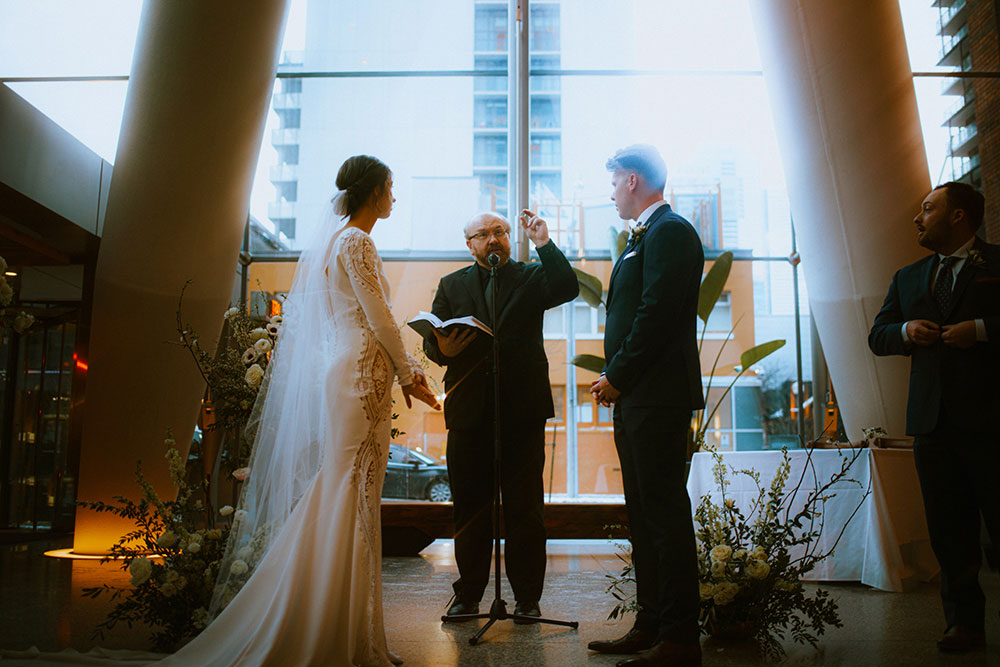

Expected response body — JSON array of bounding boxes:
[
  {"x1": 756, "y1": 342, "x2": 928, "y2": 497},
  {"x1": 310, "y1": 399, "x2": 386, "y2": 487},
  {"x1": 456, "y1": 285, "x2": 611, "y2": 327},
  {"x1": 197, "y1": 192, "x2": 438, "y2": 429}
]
[{"x1": 331, "y1": 227, "x2": 417, "y2": 386}]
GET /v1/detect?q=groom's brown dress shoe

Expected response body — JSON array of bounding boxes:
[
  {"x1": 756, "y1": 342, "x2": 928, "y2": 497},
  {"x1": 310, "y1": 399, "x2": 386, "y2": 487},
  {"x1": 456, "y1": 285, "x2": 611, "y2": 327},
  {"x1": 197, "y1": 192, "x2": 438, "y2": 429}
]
[
  {"x1": 587, "y1": 628, "x2": 657, "y2": 654},
  {"x1": 615, "y1": 640, "x2": 702, "y2": 667},
  {"x1": 937, "y1": 625, "x2": 986, "y2": 653}
]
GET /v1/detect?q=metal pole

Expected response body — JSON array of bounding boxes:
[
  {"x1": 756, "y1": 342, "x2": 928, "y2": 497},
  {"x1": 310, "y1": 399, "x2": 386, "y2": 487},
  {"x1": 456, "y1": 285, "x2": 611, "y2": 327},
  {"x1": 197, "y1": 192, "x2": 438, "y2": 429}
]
[
  {"x1": 565, "y1": 303, "x2": 578, "y2": 498},
  {"x1": 513, "y1": 0, "x2": 530, "y2": 263},
  {"x1": 791, "y1": 224, "x2": 805, "y2": 446}
]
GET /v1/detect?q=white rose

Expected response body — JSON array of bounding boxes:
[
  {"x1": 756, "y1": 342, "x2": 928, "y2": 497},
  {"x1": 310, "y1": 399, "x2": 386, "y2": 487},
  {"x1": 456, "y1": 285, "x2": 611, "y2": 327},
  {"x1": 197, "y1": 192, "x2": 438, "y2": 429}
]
[
  {"x1": 128, "y1": 557, "x2": 153, "y2": 586},
  {"x1": 0, "y1": 280, "x2": 14, "y2": 307},
  {"x1": 232, "y1": 468, "x2": 250, "y2": 482},
  {"x1": 713, "y1": 582, "x2": 740, "y2": 606},
  {"x1": 266, "y1": 323, "x2": 281, "y2": 337},
  {"x1": 192, "y1": 608, "x2": 210, "y2": 630},
  {"x1": 254, "y1": 338, "x2": 272, "y2": 355},
  {"x1": 250, "y1": 328, "x2": 269, "y2": 342},
  {"x1": 161, "y1": 582, "x2": 177, "y2": 598},
  {"x1": 230, "y1": 559, "x2": 249, "y2": 576},
  {"x1": 224, "y1": 307, "x2": 240, "y2": 320},
  {"x1": 219, "y1": 505, "x2": 235, "y2": 517},
  {"x1": 699, "y1": 582, "x2": 715, "y2": 601},
  {"x1": 206, "y1": 529, "x2": 222, "y2": 540},
  {"x1": 186, "y1": 541, "x2": 201, "y2": 553},
  {"x1": 236, "y1": 546, "x2": 253, "y2": 561},
  {"x1": 245, "y1": 364, "x2": 264, "y2": 388},
  {"x1": 269, "y1": 315, "x2": 283, "y2": 325},
  {"x1": 13, "y1": 313, "x2": 34, "y2": 333},
  {"x1": 156, "y1": 531, "x2": 176, "y2": 548},
  {"x1": 234, "y1": 509, "x2": 249, "y2": 521},
  {"x1": 165, "y1": 569, "x2": 179, "y2": 583},
  {"x1": 710, "y1": 544, "x2": 733, "y2": 563},
  {"x1": 734, "y1": 549, "x2": 747, "y2": 561},
  {"x1": 189, "y1": 532, "x2": 203, "y2": 543},
  {"x1": 176, "y1": 576, "x2": 187, "y2": 590},
  {"x1": 711, "y1": 561, "x2": 727, "y2": 578},
  {"x1": 241, "y1": 348, "x2": 258, "y2": 365},
  {"x1": 747, "y1": 559, "x2": 771, "y2": 579}
]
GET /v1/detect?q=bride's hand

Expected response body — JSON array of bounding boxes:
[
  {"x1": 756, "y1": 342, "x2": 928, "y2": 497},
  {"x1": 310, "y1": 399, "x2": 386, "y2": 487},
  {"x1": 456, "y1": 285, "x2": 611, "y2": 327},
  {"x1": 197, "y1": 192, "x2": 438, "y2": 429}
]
[{"x1": 402, "y1": 373, "x2": 440, "y2": 410}]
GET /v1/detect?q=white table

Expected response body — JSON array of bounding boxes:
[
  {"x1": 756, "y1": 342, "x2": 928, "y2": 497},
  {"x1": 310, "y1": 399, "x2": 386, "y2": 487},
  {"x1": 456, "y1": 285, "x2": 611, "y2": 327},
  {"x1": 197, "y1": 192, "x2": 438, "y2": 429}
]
[{"x1": 686, "y1": 448, "x2": 939, "y2": 592}]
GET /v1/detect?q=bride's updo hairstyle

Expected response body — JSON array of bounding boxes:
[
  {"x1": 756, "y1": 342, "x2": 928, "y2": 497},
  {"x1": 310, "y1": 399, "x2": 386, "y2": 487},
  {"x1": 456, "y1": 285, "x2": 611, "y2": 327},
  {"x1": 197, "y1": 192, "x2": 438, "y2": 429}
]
[{"x1": 334, "y1": 155, "x2": 391, "y2": 217}]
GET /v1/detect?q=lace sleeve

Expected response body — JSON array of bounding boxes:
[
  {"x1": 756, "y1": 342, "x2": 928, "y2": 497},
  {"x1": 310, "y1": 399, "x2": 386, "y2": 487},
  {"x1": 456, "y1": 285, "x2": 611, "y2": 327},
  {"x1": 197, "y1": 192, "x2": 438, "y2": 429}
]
[{"x1": 340, "y1": 229, "x2": 415, "y2": 386}]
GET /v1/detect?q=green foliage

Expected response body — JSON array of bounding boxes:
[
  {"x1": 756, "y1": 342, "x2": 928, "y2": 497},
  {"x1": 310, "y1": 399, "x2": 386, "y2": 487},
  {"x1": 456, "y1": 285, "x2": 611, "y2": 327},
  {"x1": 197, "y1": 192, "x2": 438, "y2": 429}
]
[
  {"x1": 573, "y1": 267, "x2": 604, "y2": 308},
  {"x1": 698, "y1": 251, "x2": 733, "y2": 323},
  {"x1": 570, "y1": 353, "x2": 606, "y2": 374},
  {"x1": 609, "y1": 227, "x2": 629, "y2": 264},
  {"x1": 78, "y1": 433, "x2": 233, "y2": 652}
]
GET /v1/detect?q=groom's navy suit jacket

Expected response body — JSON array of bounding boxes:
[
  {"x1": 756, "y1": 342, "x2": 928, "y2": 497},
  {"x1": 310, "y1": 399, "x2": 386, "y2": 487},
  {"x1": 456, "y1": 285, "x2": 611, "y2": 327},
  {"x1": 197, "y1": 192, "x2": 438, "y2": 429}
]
[
  {"x1": 868, "y1": 238, "x2": 1000, "y2": 435},
  {"x1": 423, "y1": 241, "x2": 578, "y2": 430},
  {"x1": 604, "y1": 204, "x2": 705, "y2": 409}
]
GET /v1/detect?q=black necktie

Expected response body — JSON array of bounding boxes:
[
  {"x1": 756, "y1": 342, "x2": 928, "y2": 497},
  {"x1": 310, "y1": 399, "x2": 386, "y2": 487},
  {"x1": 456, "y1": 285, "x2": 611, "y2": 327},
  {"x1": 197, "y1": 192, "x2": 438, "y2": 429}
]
[
  {"x1": 484, "y1": 271, "x2": 496, "y2": 326},
  {"x1": 934, "y1": 256, "x2": 958, "y2": 315}
]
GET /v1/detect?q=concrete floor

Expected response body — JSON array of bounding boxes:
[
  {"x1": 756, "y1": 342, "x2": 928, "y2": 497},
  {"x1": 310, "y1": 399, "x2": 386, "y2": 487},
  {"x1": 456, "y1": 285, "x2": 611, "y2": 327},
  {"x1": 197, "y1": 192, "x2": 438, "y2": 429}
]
[{"x1": 3, "y1": 537, "x2": 1000, "y2": 666}]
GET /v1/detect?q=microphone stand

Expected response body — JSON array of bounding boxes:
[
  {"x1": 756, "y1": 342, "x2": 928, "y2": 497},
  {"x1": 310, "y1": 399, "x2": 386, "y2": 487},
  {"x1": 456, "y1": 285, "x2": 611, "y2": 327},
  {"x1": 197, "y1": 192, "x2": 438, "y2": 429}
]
[{"x1": 441, "y1": 252, "x2": 578, "y2": 645}]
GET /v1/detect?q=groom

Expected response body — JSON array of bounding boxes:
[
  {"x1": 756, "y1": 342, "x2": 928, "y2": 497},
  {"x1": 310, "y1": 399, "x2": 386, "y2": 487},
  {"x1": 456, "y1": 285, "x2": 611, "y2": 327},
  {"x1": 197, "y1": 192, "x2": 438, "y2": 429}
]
[
  {"x1": 590, "y1": 145, "x2": 704, "y2": 667},
  {"x1": 869, "y1": 182, "x2": 1000, "y2": 653},
  {"x1": 423, "y1": 210, "x2": 578, "y2": 621}
]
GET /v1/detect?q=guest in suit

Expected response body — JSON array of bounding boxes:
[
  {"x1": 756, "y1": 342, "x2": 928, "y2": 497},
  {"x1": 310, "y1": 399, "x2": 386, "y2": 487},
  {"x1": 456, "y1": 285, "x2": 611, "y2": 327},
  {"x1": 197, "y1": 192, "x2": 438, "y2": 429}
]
[
  {"x1": 589, "y1": 145, "x2": 704, "y2": 667},
  {"x1": 869, "y1": 181, "x2": 1000, "y2": 653},
  {"x1": 423, "y1": 210, "x2": 578, "y2": 621}
]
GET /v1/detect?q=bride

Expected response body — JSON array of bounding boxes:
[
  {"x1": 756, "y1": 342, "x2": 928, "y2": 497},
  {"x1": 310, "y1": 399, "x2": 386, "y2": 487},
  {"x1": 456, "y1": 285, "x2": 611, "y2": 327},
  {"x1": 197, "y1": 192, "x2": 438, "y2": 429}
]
[{"x1": 160, "y1": 155, "x2": 440, "y2": 666}]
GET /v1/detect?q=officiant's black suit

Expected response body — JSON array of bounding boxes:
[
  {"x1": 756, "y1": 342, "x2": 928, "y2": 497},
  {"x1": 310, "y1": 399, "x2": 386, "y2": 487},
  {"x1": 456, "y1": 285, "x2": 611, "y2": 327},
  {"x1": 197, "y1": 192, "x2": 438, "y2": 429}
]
[
  {"x1": 869, "y1": 238, "x2": 1000, "y2": 632},
  {"x1": 423, "y1": 240, "x2": 577, "y2": 604},
  {"x1": 603, "y1": 203, "x2": 704, "y2": 645}
]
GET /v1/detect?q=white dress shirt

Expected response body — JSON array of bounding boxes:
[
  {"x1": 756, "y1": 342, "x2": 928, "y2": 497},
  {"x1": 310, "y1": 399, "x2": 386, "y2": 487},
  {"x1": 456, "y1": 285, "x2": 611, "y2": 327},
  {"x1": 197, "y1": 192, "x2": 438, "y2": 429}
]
[{"x1": 633, "y1": 200, "x2": 667, "y2": 227}]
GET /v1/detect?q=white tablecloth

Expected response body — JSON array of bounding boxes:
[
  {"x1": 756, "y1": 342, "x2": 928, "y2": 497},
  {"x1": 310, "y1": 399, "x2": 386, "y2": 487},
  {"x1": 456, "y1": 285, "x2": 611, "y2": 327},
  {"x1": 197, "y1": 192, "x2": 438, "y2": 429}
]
[{"x1": 686, "y1": 448, "x2": 939, "y2": 592}]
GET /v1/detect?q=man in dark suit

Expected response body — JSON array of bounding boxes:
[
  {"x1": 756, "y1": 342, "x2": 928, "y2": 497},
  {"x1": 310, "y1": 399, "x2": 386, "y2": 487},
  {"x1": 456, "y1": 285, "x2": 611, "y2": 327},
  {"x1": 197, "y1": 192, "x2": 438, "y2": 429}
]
[
  {"x1": 589, "y1": 145, "x2": 704, "y2": 667},
  {"x1": 869, "y1": 181, "x2": 1000, "y2": 653},
  {"x1": 423, "y1": 210, "x2": 578, "y2": 621}
]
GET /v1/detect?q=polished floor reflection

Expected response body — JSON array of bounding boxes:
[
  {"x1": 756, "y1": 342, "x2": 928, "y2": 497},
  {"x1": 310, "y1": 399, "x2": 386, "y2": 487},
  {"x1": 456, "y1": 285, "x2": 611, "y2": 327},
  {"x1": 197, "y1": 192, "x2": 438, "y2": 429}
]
[{"x1": 2, "y1": 537, "x2": 1000, "y2": 665}]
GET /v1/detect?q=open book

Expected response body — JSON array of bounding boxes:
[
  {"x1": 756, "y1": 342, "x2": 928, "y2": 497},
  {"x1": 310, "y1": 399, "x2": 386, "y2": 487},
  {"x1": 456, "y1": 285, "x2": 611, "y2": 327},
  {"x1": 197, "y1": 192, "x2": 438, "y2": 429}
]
[{"x1": 406, "y1": 311, "x2": 493, "y2": 342}]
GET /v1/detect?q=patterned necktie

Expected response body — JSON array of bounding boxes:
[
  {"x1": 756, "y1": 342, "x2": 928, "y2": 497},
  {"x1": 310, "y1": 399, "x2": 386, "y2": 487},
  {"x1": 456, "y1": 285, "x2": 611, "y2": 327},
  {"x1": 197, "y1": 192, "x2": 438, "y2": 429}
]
[{"x1": 934, "y1": 256, "x2": 958, "y2": 315}]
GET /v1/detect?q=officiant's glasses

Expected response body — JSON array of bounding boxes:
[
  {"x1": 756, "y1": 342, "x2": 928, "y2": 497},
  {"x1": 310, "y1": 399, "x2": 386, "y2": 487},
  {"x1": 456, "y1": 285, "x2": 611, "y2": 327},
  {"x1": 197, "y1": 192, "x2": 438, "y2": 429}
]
[{"x1": 467, "y1": 228, "x2": 510, "y2": 241}]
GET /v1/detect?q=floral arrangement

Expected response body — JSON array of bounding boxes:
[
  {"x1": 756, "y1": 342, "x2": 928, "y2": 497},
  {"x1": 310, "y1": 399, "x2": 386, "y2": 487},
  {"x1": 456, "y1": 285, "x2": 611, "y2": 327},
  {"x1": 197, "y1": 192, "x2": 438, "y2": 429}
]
[
  {"x1": 693, "y1": 446, "x2": 867, "y2": 659},
  {"x1": 176, "y1": 284, "x2": 281, "y2": 470},
  {"x1": 79, "y1": 432, "x2": 237, "y2": 652}
]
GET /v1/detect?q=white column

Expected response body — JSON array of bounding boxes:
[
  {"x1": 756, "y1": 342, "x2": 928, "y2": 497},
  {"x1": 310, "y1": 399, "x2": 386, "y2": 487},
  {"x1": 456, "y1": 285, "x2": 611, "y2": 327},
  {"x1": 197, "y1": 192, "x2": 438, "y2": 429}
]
[
  {"x1": 74, "y1": 1, "x2": 289, "y2": 554},
  {"x1": 749, "y1": 0, "x2": 930, "y2": 440}
]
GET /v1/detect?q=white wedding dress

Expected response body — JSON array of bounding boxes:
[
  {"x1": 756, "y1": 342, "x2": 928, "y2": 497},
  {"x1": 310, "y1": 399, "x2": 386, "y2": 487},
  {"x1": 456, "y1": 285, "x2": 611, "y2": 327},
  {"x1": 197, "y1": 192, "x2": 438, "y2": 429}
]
[{"x1": 159, "y1": 226, "x2": 416, "y2": 666}]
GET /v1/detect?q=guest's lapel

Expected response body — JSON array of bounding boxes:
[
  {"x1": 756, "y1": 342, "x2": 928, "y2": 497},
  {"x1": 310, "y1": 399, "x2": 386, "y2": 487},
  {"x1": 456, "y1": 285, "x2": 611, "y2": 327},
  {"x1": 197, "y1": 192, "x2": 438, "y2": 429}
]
[{"x1": 462, "y1": 263, "x2": 490, "y2": 321}]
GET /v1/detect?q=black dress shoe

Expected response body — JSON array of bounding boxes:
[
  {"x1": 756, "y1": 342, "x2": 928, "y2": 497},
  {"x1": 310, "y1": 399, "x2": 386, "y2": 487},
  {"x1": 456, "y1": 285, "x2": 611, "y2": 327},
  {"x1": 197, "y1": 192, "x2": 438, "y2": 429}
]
[
  {"x1": 587, "y1": 627, "x2": 657, "y2": 654},
  {"x1": 937, "y1": 625, "x2": 985, "y2": 653},
  {"x1": 444, "y1": 598, "x2": 479, "y2": 620},
  {"x1": 616, "y1": 640, "x2": 702, "y2": 667},
  {"x1": 513, "y1": 600, "x2": 541, "y2": 624}
]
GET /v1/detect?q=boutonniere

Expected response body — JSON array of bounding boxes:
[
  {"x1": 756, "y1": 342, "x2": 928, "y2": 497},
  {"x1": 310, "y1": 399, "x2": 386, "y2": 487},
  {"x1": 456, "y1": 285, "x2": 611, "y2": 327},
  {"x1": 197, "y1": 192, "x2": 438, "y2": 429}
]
[
  {"x1": 967, "y1": 248, "x2": 986, "y2": 269},
  {"x1": 628, "y1": 222, "x2": 649, "y2": 245}
]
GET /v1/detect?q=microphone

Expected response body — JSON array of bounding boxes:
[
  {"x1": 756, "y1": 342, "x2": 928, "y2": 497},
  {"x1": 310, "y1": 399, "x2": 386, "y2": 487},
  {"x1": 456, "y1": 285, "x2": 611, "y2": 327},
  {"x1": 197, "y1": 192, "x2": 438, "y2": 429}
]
[{"x1": 487, "y1": 252, "x2": 500, "y2": 267}]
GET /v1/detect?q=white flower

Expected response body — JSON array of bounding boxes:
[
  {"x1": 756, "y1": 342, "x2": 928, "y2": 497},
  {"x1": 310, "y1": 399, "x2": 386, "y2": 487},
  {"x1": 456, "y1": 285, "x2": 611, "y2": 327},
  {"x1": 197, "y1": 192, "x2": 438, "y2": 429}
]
[
  {"x1": 234, "y1": 509, "x2": 249, "y2": 521},
  {"x1": 0, "y1": 279, "x2": 13, "y2": 307},
  {"x1": 156, "y1": 531, "x2": 176, "y2": 548},
  {"x1": 266, "y1": 323, "x2": 281, "y2": 336},
  {"x1": 219, "y1": 505, "x2": 235, "y2": 517},
  {"x1": 176, "y1": 576, "x2": 187, "y2": 590},
  {"x1": 750, "y1": 546, "x2": 766, "y2": 561},
  {"x1": 206, "y1": 529, "x2": 222, "y2": 540},
  {"x1": 734, "y1": 549, "x2": 747, "y2": 561},
  {"x1": 699, "y1": 582, "x2": 715, "y2": 601},
  {"x1": 253, "y1": 338, "x2": 272, "y2": 355},
  {"x1": 747, "y1": 559, "x2": 771, "y2": 579},
  {"x1": 269, "y1": 315, "x2": 283, "y2": 325},
  {"x1": 128, "y1": 557, "x2": 152, "y2": 586},
  {"x1": 237, "y1": 546, "x2": 253, "y2": 561},
  {"x1": 232, "y1": 468, "x2": 250, "y2": 482},
  {"x1": 245, "y1": 364, "x2": 264, "y2": 388},
  {"x1": 710, "y1": 544, "x2": 733, "y2": 563},
  {"x1": 230, "y1": 559, "x2": 249, "y2": 576},
  {"x1": 165, "y1": 569, "x2": 179, "y2": 583},
  {"x1": 192, "y1": 607, "x2": 210, "y2": 629},
  {"x1": 711, "y1": 561, "x2": 727, "y2": 578},
  {"x1": 161, "y1": 582, "x2": 177, "y2": 598},
  {"x1": 224, "y1": 307, "x2": 240, "y2": 320},
  {"x1": 713, "y1": 582, "x2": 740, "y2": 606},
  {"x1": 0, "y1": 256, "x2": 7, "y2": 273},
  {"x1": 250, "y1": 328, "x2": 269, "y2": 342},
  {"x1": 186, "y1": 541, "x2": 202, "y2": 554},
  {"x1": 241, "y1": 348, "x2": 258, "y2": 365},
  {"x1": 189, "y1": 532, "x2": 203, "y2": 543}
]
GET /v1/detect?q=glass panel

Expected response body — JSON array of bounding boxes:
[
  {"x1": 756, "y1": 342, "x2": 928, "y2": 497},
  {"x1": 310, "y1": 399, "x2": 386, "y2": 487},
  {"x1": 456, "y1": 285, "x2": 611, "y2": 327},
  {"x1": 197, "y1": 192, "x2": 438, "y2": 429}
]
[{"x1": 733, "y1": 385, "x2": 763, "y2": 430}]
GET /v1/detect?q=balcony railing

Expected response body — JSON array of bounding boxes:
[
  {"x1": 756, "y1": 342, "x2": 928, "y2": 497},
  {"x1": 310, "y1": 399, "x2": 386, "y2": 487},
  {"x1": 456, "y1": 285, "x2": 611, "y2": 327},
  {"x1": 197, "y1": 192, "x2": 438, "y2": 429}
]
[
  {"x1": 271, "y1": 128, "x2": 300, "y2": 146},
  {"x1": 269, "y1": 163, "x2": 298, "y2": 182},
  {"x1": 937, "y1": 0, "x2": 967, "y2": 33},
  {"x1": 272, "y1": 93, "x2": 301, "y2": 110},
  {"x1": 940, "y1": 24, "x2": 968, "y2": 60},
  {"x1": 950, "y1": 123, "x2": 978, "y2": 155},
  {"x1": 268, "y1": 201, "x2": 296, "y2": 220}
]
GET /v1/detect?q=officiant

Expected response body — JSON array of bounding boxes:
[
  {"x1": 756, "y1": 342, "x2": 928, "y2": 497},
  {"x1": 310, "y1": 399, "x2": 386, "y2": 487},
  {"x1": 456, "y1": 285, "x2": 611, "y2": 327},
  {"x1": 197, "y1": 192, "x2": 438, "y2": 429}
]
[{"x1": 423, "y1": 210, "x2": 577, "y2": 622}]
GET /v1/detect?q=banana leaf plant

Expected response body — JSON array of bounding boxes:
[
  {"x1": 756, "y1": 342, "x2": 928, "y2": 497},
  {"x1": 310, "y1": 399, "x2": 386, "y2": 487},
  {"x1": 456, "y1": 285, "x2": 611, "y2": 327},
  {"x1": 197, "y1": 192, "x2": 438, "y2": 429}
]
[{"x1": 570, "y1": 247, "x2": 785, "y2": 455}]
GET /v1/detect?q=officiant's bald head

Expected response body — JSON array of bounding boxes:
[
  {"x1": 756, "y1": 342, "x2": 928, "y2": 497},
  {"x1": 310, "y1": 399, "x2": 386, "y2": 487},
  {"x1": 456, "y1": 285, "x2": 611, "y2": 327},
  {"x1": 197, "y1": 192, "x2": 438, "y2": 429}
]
[{"x1": 465, "y1": 212, "x2": 512, "y2": 268}]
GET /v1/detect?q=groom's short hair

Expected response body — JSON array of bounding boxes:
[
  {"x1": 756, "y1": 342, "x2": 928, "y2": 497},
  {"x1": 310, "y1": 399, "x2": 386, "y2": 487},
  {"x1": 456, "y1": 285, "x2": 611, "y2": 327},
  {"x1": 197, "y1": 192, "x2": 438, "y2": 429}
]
[
  {"x1": 606, "y1": 144, "x2": 667, "y2": 192},
  {"x1": 935, "y1": 181, "x2": 985, "y2": 231}
]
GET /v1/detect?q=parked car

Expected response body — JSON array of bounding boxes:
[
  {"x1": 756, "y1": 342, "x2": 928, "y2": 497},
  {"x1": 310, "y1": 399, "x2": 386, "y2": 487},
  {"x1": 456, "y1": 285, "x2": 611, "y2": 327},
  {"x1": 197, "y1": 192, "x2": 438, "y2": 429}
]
[{"x1": 383, "y1": 444, "x2": 452, "y2": 502}]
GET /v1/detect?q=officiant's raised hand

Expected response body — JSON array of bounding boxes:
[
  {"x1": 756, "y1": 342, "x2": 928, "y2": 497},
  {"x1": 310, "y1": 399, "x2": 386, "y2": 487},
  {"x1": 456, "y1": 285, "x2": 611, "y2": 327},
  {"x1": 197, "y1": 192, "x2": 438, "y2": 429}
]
[
  {"x1": 433, "y1": 328, "x2": 477, "y2": 357},
  {"x1": 519, "y1": 209, "x2": 550, "y2": 247},
  {"x1": 402, "y1": 372, "x2": 441, "y2": 410}
]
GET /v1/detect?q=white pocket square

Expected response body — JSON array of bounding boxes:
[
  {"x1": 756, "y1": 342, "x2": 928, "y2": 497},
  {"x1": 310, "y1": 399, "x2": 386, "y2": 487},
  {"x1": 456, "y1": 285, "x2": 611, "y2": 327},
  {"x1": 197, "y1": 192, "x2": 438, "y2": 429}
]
[{"x1": 622, "y1": 250, "x2": 637, "y2": 260}]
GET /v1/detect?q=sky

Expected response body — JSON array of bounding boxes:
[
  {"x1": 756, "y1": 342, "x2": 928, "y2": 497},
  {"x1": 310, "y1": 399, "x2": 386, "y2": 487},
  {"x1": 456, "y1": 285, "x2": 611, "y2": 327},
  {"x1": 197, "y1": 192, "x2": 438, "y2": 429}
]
[{"x1": 0, "y1": 0, "x2": 956, "y2": 222}]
